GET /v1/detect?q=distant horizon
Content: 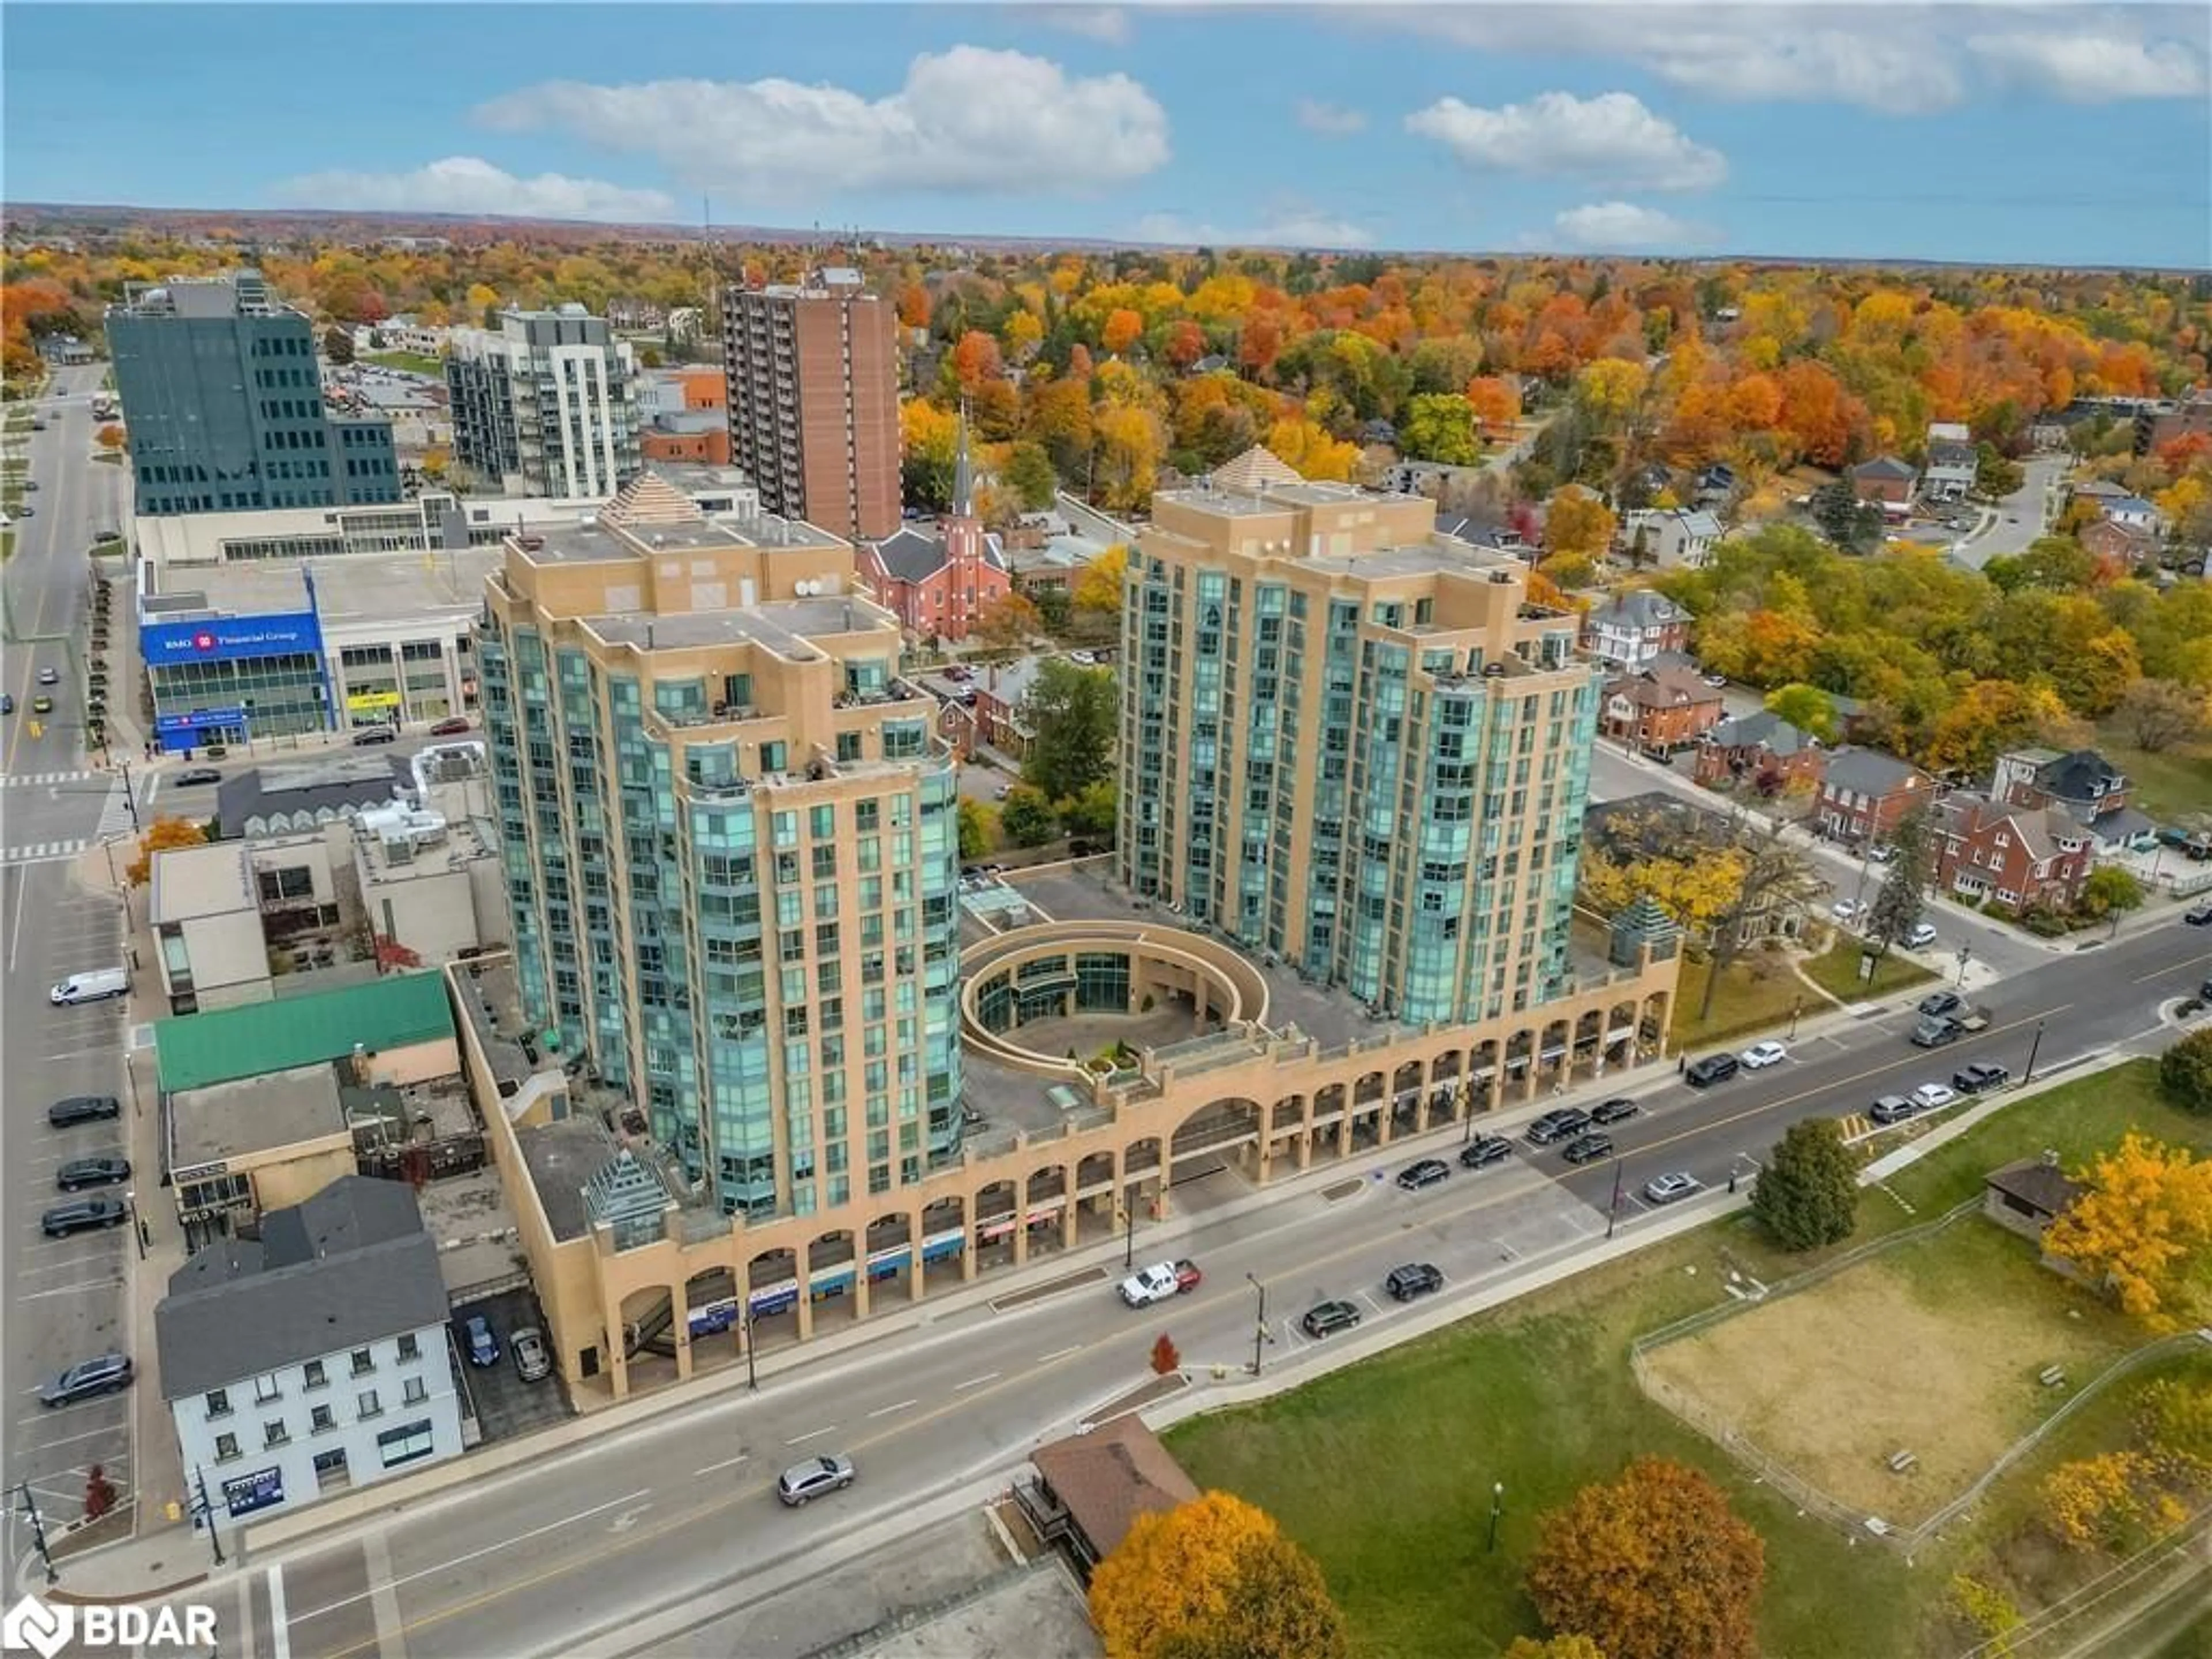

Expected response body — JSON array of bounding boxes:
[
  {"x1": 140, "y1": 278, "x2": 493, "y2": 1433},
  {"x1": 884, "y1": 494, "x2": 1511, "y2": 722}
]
[{"x1": 3, "y1": 3, "x2": 2206, "y2": 268}]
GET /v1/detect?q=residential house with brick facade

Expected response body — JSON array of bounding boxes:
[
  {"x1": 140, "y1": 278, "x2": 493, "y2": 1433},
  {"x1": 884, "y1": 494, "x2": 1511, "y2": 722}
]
[
  {"x1": 855, "y1": 418, "x2": 1010, "y2": 643},
  {"x1": 1991, "y1": 746, "x2": 2150, "y2": 852},
  {"x1": 1692, "y1": 710, "x2": 1826, "y2": 796},
  {"x1": 1815, "y1": 747, "x2": 1936, "y2": 845},
  {"x1": 1600, "y1": 665, "x2": 1724, "y2": 756},
  {"x1": 968, "y1": 653, "x2": 1049, "y2": 760},
  {"x1": 2079, "y1": 517, "x2": 2159, "y2": 569},
  {"x1": 1582, "y1": 590, "x2": 1692, "y2": 670},
  {"x1": 1849, "y1": 456, "x2": 1918, "y2": 513},
  {"x1": 1930, "y1": 793, "x2": 2096, "y2": 913}
]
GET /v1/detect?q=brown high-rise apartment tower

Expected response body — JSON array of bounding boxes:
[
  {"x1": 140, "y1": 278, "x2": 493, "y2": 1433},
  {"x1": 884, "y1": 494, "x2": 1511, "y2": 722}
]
[{"x1": 721, "y1": 268, "x2": 899, "y2": 544}]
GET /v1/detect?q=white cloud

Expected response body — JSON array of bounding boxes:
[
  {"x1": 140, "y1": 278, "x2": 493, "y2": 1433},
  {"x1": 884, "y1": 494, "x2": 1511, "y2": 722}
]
[
  {"x1": 1539, "y1": 201, "x2": 1707, "y2": 252},
  {"x1": 475, "y1": 48, "x2": 1170, "y2": 202},
  {"x1": 1027, "y1": 5, "x2": 1131, "y2": 46},
  {"x1": 272, "y1": 157, "x2": 676, "y2": 224},
  {"x1": 1970, "y1": 30, "x2": 2207, "y2": 101},
  {"x1": 1407, "y1": 90, "x2": 1726, "y2": 191},
  {"x1": 1134, "y1": 206, "x2": 1374, "y2": 249},
  {"x1": 1296, "y1": 99, "x2": 1367, "y2": 136}
]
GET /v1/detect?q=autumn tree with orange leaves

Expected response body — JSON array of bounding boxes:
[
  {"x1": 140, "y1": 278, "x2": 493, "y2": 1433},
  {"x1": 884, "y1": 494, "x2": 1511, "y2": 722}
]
[
  {"x1": 1090, "y1": 1491, "x2": 1346, "y2": 1659},
  {"x1": 2042, "y1": 1134, "x2": 2212, "y2": 1332}
]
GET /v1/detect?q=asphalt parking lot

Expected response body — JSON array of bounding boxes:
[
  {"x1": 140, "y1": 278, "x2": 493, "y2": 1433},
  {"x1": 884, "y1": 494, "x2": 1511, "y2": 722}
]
[{"x1": 453, "y1": 1289, "x2": 571, "y2": 1442}]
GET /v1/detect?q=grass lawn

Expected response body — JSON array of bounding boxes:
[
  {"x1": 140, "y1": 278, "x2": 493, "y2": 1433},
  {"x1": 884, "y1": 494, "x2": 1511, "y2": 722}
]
[
  {"x1": 1800, "y1": 937, "x2": 1936, "y2": 1003},
  {"x1": 363, "y1": 350, "x2": 443, "y2": 377},
  {"x1": 2097, "y1": 722, "x2": 2212, "y2": 827},
  {"x1": 1667, "y1": 948, "x2": 1806, "y2": 1048},
  {"x1": 1166, "y1": 1060, "x2": 2211, "y2": 1659}
]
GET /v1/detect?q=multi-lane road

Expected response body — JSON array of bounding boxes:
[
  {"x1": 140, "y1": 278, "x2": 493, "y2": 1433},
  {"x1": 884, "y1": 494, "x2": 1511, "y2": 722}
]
[
  {"x1": 3, "y1": 367, "x2": 141, "y2": 1549},
  {"x1": 115, "y1": 911, "x2": 2211, "y2": 1659}
]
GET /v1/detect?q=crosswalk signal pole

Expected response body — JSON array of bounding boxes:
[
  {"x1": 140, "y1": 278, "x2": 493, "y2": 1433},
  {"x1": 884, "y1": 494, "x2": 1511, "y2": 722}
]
[
  {"x1": 18, "y1": 1480, "x2": 58, "y2": 1584},
  {"x1": 191, "y1": 1465, "x2": 225, "y2": 1567}
]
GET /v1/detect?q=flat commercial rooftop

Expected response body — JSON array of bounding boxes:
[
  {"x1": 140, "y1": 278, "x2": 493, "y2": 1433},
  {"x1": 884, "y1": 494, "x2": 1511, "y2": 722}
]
[
  {"x1": 160, "y1": 545, "x2": 501, "y2": 627},
  {"x1": 171, "y1": 1062, "x2": 346, "y2": 1172},
  {"x1": 588, "y1": 596, "x2": 900, "y2": 653}
]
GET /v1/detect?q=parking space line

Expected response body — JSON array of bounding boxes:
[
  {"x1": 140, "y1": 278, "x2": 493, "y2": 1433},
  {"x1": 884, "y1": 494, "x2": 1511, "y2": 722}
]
[
  {"x1": 21, "y1": 1278, "x2": 123, "y2": 1300},
  {"x1": 14, "y1": 1421, "x2": 128, "y2": 1453}
]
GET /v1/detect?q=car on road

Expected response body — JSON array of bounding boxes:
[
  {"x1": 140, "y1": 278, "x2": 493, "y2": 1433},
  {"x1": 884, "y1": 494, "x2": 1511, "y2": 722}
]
[
  {"x1": 1868, "y1": 843, "x2": 1897, "y2": 865},
  {"x1": 1, "y1": 693, "x2": 12, "y2": 714},
  {"x1": 2187, "y1": 902, "x2": 2212, "y2": 927},
  {"x1": 56, "y1": 1156, "x2": 131, "y2": 1191},
  {"x1": 1953, "y1": 1062, "x2": 2011, "y2": 1095},
  {"x1": 1904, "y1": 922, "x2": 1940, "y2": 949},
  {"x1": 42, "y1": 1195, "x2": 127, "y2": 1237},
  {"x1": 1385, "y1": 1263, "x2": 1445, "y2": 1302},
  {"x1": 1911, "y1": 1083, "x2": 1957, "y2": 1112},
  {"x1": 1460, "y1": 1134, "x2": 1513, "y2": 1169},
  {"x1": 1830, "y1": 899, "x2": 1859, "y2": 924},
  {"x1": 1869, "y1": 1093, "x2": 1916, "y2": 1125},
  {"x1": 1560, "y1": 1131, "x2": 1615, "y2": 1165},
  {"x1": 1701, "y1": 671, "x2": 1729, "y2": 687},
  {"x1": 31, "y1": 695, "x2": 53, "y2": 714},
  {"x1": 1740, "y1": 1040, "x2": 1789, "y2": 1070},
  {"x1": 429, "y1": 716, "x2": 474, "y2": 736},
  {"x1": 39, "y1": 1354, "x2": 132, "y2": 1408},
  {"x1": 1589, "y1": 1097, "x2": 1640, "y2": 1125},
  {"x1": 510, "y1": 1327, "x2": 551, "y2": 1382},
  {"x1": 1119, "y1": 1259, "x2": 1203, "y2": 1306},
  {"x1": 1301, "y1": 1300, "x2": 1363, "y2": 1339},
  {"x1": 1643, "y1": 1172, "x2": 1702, "y2": 1205},
  {"x1": 1395, "y1": 1157, "x2": 1451, "y2": 1191},
  {"x1": 351, "y1": 726, "x2": 397, "y2": 746},
  {"x1": 463, "y1": 1314, "x2": 500, "y2": 1367},
  {"x1": 1685, "y1": 1053, "x2": 1740, "y2": 1087},
  {"x1": 175, "y1": 767, "x2": 222, "y2": 787},
  {"x1": 1918, "y1": 990, "x2": 1966, "y2": 1021},
  {"x1": 37, "y1": 666, "x2": 59, "y2": 685},
  {"x1": 777, "y1": 1453, "x2": 856, "y2": 1506},
  {"x1": 47, "y1": 1094, "x2": 122, "y2": 1127},
  {"x1": 1525, "y1": 1107, "x2": 1592, "y2": 1146}
]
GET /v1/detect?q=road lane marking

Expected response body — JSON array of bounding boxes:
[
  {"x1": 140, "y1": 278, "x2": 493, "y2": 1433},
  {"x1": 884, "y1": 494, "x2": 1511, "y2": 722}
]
[
  {"x1": 268, "y1": 1563, "x2": 293, "y2": 1659},
  {"x1": 1036, "y1": 1345, "x2": 1081, "y2": 1363},
  {"x1": 2136, "y1": 955, "x2": 2212, "y2": 983},
  {"x1": 952, "y1": 1372, "x2": 1000, "y2": 1391},
  {"x1": 866, "y1": 1399, "x2": 917, "y2": 1419},
  {"x1": 783, "y1": 1426, "x2": 839, "y2": 1446},
  {"x1": 691, "y1": 1453, "x2": 749, "y2": 1476}
]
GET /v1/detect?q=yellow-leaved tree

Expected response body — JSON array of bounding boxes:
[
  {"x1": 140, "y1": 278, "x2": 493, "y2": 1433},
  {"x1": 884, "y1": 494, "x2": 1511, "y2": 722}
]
[
  {"x1": 1577, "y1": 844, "x2": 1749, "y2": 946},
  {"x1": 127, "y1": 816, "x2": 209, "y2": 887},
  {"x1": 1090, "y1": 1490, "x2": 1345, "y2": 1659},
  {"x1": 1264, "y1": 417, "x2": 1358, "y2": 483},
  {"x1": 1073, "y1": 544, "x2": 1130, "y2": 625},
  {"x1": 1505, "y1": 1638, "x2": 1610, "y2": 1659},
  {"x1": 1544, "y1": 487, "x2": 1618, "y2": 562},
  {"x1": 2041, "y1": 1132, "x2": 2212, "y2": 1331}
]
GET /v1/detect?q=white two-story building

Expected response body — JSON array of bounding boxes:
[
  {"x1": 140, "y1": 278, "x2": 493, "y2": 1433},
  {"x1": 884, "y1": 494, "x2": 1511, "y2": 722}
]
[{"x1": 156, "y1": 1178, "x2": 463, "y2": 1525}]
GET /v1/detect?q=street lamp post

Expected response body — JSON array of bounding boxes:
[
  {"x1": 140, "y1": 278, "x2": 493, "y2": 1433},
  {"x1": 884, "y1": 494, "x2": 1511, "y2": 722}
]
[
  {"x1": 2024, "y1": 1018, "x2": 2046, "y2": 1085},
  {"x1": 126, "y1": 1190, "x2": 146, "y2": 1261},
  {"x1": 743, "y1": 1302, "x2": 759, "y2": 1393},
  {"x1": 1605, "y1": 1157, "x2": 1624, "y2": 1241},
  {"x1": 1487, "y1": 1482, "x2": 1505, "y2": 1553},
  {"x1": 1122, "y1": 1198, "x2": 1135, "y2": 1271},
  {"x1": 1956, "y1": 945, "x2": 1972, "y2": 987},
  {"x1": 1460, "y1": 1079, "x2": 1477, "y2": 1144},
  {"x1": 1247, "y1": 1273, "x2": 1267, "y2": 1377},
  {"x1": 1788, "y1": 996, "x2": 1802, "y2": 1041}
]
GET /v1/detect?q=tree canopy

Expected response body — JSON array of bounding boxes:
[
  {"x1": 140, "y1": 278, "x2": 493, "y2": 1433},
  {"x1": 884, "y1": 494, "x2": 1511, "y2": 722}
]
[
  {"x1": 1751, "y1": 1118, "x2": 1861, "y2": 1252},
  {"x1": 1091, "y1": 1491, "x2": 1345, "y2": 1659},
  {"x1": 1021, "y1": 658, "x2": 1118, "y2": 802}
]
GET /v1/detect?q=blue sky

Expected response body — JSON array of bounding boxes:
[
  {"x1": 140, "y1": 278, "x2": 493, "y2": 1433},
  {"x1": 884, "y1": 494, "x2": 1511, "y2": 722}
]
[{"x1": 6, "y1": 3, "x2": 2208, "y2": 266}]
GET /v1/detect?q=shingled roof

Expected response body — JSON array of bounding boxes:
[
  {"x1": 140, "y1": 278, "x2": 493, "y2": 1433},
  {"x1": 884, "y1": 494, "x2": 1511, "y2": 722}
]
[{"x1": 1030, "y1": 1416, "x2": 1200, "y2": 1559}]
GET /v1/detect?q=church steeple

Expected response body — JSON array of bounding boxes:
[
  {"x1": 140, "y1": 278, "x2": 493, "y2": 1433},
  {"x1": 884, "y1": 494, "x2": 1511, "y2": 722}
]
[{"x1": 951, "y1": 399, "x2": 974, "y2": 520}]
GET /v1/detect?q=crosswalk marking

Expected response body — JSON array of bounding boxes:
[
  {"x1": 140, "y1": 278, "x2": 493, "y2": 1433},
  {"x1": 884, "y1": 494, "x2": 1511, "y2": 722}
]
[
  {"x1": 92, "y1": 779, "x2": 135, "y2": 840},
  {"x1": 1, "y1": 839, "x2": 89, "y2": 867},
  {"x1": 1, "y1": 770, "x2": 104, "y2": 789}
]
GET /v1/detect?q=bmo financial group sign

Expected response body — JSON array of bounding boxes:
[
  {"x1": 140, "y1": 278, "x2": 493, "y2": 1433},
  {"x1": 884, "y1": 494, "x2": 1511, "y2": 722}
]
[{"x1": 142, "y1": 608, "x2": 324, "y2": 666}]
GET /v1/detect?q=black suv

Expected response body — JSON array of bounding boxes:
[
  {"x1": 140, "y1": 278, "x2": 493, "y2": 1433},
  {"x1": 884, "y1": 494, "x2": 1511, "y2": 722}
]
[
  {"x1": 1385, "y1": 1263, "x2": 1445, "y2": 1302},
  {"x1": 351, "y1": 726, "x2": 397, "y2": 746},
  {"x1": 48, "y1": 1094, "x2": 122, "y2": 1128},
  {"x1": 1685, "y1": 1054, "x2": 1740, "y2": 1087},
  {"x1": 1395, "y1": 1158, "x2": 1450, "y2": 1191},
  {"x1": 56, "y1": 1156, "x2": 130, "y2": 1191},
  {"x1": 1301, "y1": 1301, "x2": 1363, "y2": 1339},
  {"x1": 1953, "y1": 1062, "x2": 2011, "y2": 1095},
  {"x1": 43, "y1": 1196, "x2": 126, "y2": 1237},
  {"x1": 1460, "y1": 1134, "x2": 1513, "y2": 1170},
  {"x1": 1526, "y1": 1107, "x2": 1592, "y2": 1145},
  {"x1": 1589, "y1": 1097, "x2": 1641, "y2": 1125},
  {"x1": 1560, "y1": 1131, "x2": 1615, "y2": 1165},
  {"x1": 40, "y1": 1354, "x2": 132, "y2": 1408}
]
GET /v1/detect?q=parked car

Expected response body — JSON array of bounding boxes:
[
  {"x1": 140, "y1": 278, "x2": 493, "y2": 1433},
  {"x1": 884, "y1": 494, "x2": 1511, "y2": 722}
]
[
  {"x1": 1911, "y1": 1082, "x2": 1957, "y2": 1112},
  {"x1": 175, "y1": 767, "x2": 222, "y2": 787},
  {"x1": 1461, "y1": 1135, "x2": 1513, "y2": 1170},
  {"x1": 1589, "y1": 1097, "x2": 1641, "y2": 1125},
  {"x1": 1868, "y1": 844, "x2": 1897, "y2": 865},
  {"x1": 1560, "y1": 1132, "x2": 1615, "y2": 1165},
  {"x1": 777, "y1": 1453, "x2": 856, "y2": 1506},
  {"x1": 1395, "y1": 1157, "x2": 1451, "y2": 1191},
  {"x1": 463, "y1": 1314, "x2": 499, "y2": 1367},
  {"x1": 1953, "y1": 1062, "x2": 2011, "y2": 1095},
  {"x1": 56, "y1": 1156, "x2": 131, "y2": 1191},
  {"x1": 2186, "y1": 902, "x2": 2212, "y2": 927},
  {"x1": 31, "y1": 695, "x2": 53, "y2": 715},
  {"x1": 510, "y1": 1327, "x2": 551, "y2": 1382},
  {"x1": 1740, "y1": 1040, "x2": 1789, "y2": 1070},
  {"x1": 351, "y1": 726, "x2": 397, "y2": 746},
  {"x1": 1385, "y1": 1263, "x2": 1445, "y2": 1302},
  {"x1": 47, "y1": 1094, "x2": 122, "y2": 1127},
  {"x1": 1301, "y1": 1300, "x2": 1363, "y2": 1339},
  {"x1": 1525, "y1": 1107, "x2": 1592, "y2": 1146},
  {"x1": 1918, "y1": 990, "x2": 1966, "y2": 1021},
  {"x1": 1642, "y1": 1172, "x2": 1702, "y2": 1205},
  {"x1": 1, "y1": 692, "x2": 12, "y2": 714},
  {"x1": 1904, "y1": 922, "x2": 1939, "y2": 949},
  {"x1": 1869, "y1": 1094, "x2": 1916, "y2": 1125},
  {"x1": 1118, "y1": 1259, "x2": 1203, "y2": 1306},
  {"x1": 429, "y1": 717, "x2": 473, "y2": 736},
  {"x1": 39, "y1": 1353, "x2": 132, "y2": 1408},
  {"x1": 1685, "y1": 1053, "x2": 1739, "y2": 1088},
  {"x1": 42, "y1": 1196, "x2": 127, "y2": 1237},
  {"x1": 1829, "y1": 899, "x2": 1859, "y2": 924}
]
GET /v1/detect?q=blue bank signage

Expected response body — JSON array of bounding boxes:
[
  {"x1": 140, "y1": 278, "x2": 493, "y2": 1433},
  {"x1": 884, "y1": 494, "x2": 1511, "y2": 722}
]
[
  {"x1": 156, "y1": 707, "x2": 246, "y2": 736},
  {"x1": 142, "y1": 609, "x2": 323, "y2": 665},
  {"x1": 222, "y1": 1465, "x2": 285, "y2": 1517}
]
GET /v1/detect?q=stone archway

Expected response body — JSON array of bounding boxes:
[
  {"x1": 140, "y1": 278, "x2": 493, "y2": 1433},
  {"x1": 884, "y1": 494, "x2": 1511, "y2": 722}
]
[
  {"x1": 747, "y1": 1245, "x2": 801, "y2": 1350},
  {"x1": 808, "y1": 1226, "x2": 859, "y2": 1333}
]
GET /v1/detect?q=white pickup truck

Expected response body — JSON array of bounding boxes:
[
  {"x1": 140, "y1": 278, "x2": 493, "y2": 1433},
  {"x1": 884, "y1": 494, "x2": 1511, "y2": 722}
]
[{"x1": 1118, "y1": 1259, "x2": 1202, "y2": 1306}]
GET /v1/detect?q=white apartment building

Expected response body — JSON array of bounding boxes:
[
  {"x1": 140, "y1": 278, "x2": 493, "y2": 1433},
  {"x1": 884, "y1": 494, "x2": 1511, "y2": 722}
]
[
  {"x1": 445, "y1": 305, "x2": 641, "y2": 498},
  {"x1": 155, "y1": 1179, "x2": 464, "y2": 1525}
]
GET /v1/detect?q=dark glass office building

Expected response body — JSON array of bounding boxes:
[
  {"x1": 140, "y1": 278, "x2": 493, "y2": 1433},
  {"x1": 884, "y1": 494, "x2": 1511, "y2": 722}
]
[{"x1": 108, "y1": 270, "x2": 402, "y2": 517}]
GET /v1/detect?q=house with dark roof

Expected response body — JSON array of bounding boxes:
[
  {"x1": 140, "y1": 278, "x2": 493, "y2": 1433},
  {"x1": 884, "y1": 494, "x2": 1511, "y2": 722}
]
[
  {"x1": 857, "y1": 413, "x2": 1010, "y2": 642},
  {"x1": 1815, "y1": 747, "x2": 1936, "y2": 844},
  {"x1": 1922, "y1": 425, "x2": 1979, "y2": 503},
  {"x1": 1994, "y1": 747, "x2": 2131, "y2": 827},
  {"x1": 1850, "y1": 456, "x2": 1919, "y2": 513},
  {"x1": 1582, "y1": 590, "x2": 1692, "y2": 670},
  {"x1": 1600, "y1": 665, "x2": 1725, "y2": 756},
  {"x1": 1984, "y1": 1154, "x2": 2088, "y2": 1260},
  {"x1": 1692, "y1": 710, "x2": 1826, "y2": 796},
  {"x1": 1931, "y1": 791, "x2": 2096, "y2": 913},
  {"x1": 1017, "y1": 1416, "x2": 1200, "y2": 1575},
  {"x1": 156, "y1": 1176, "x2": 464, "y2": 1522}
]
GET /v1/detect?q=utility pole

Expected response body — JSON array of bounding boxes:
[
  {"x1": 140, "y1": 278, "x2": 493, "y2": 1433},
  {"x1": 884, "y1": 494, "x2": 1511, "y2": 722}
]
[
  {"x1": 18, "y1": 1482, "x2": 58, "y2": 1584},
  {"x1": 2024, "y1": 1018, "x2": 2046, "y2": 1085},
  {"x1": 1606, "y1": 1157, "x2": 1624, "y2": 1240},
  {"x1": 1246, "y1": 1274, "x2": 1267, "y2": 1377},
  {"x1": 1122, "y1": 1198, "x2": 1134, "y2": 1271}
]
